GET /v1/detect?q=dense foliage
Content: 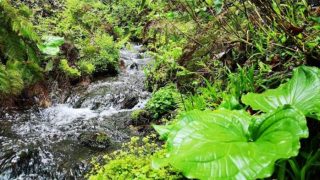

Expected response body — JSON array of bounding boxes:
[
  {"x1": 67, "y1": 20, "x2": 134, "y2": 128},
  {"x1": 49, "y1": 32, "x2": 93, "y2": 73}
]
[
  {"x1": 0, "y1": 0, "x2": 41, "y2": 96},
  {"x1": 243, "y1": 66, "x2": 320, "y2": 118},
  {"x1": 146, "y1": 85, "x2": 179, "y2": 119},
  {"x1": 1, "y1": 0, "x2": 320, "y2": 179}
]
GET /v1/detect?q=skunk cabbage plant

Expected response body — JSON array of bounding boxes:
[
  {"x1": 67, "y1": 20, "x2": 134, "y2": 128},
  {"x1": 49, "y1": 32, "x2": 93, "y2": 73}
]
[{"x1": 154, "y1": 107, "x2": 308, "y2": 179}]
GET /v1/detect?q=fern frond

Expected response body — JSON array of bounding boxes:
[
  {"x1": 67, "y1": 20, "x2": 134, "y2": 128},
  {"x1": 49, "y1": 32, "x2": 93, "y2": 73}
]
[
  {"x1": 0, "y1": 0, "x2": 42, "y2": 95},
  {"x1": 0, "y1": 63, "x2": 24, "y2": 95},
  {"x1": 0, "y1": 65, "x2": 10, "y2": 94}
]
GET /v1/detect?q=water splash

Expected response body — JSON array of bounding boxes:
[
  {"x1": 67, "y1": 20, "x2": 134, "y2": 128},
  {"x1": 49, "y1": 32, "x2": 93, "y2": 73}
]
[{"x1": 0, "y1": 44, "x2": 151, "y2": 179}]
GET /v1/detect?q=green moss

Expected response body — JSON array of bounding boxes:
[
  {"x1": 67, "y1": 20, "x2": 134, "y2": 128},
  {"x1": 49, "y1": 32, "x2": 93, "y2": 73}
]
[
  {"x1": 130, "y1": 109, "x2": 151, "y2": 126},
  {"x1": 79, "y1": 132, "x2": 111, "y2": 149},
  {"x1": 131, "y1": 109, "x2": 144, "y2": 122},
  {"x1": 88, "y1": 135, "x2": 182, "y2": 180},
  {"x1": 96, "y1": 133, "x2": 109, "y2": 143}
]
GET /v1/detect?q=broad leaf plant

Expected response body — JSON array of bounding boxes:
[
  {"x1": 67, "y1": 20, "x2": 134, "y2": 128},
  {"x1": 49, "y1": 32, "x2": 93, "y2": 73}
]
[{"x1": 153, "y1": 66, "x2": 320, "y2": 179}]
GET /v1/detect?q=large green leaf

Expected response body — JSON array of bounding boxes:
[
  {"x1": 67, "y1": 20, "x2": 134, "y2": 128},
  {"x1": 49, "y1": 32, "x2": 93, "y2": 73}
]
[
  {"x1": 153, "y1": 107, "x2": 308, "y2": 179},
  {"x1": 38, "y1": 35, "x2": 64, "y2": 56},
  {"x1": 242, "y1": 66, "x2": 320, "y2": 118}
]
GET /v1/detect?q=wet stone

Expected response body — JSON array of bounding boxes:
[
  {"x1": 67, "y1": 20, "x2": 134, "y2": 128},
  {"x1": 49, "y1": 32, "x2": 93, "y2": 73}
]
[
  {"x1": 130, "y1": 109, "x2": 151, "y2": 126},
  {"x1": 121, "y1": 96, "x2": 139, "y2": 109},
  {"x1": 78, "y1": 132, "x2": 111, "y2": 149},
  {"x1": 0, "y1": 147, "x2": 55, "y2": 179},
  {"x1": 130, "y1": 62, "x2": 139, "y2": 70},
  {"x1": 0, "y1": 120, "x2": 13, "y2": 136}
]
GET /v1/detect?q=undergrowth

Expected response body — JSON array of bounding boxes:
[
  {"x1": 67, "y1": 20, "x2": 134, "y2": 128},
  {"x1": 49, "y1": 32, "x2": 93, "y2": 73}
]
[{"x1": 88, "y1": 136, "x2": 183, "y2": 180}]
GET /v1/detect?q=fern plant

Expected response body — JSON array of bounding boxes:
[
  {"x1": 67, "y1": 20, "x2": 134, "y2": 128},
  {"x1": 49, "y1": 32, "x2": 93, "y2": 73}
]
[
  {"x1": 0, "y1": 0, "x2": 41, "y2": 95},
  {"x1": 0, "y1": 64, "x2": 24, "y2": 95}
]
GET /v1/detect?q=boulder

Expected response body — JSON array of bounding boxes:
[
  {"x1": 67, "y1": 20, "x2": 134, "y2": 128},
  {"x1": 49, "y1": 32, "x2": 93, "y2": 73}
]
[
  {"x1": 78, "y1": 132, "x2": 111, "y2": 149},
  {"x1": 121, "y1": 96, "x2": 139, "y2": 109},
  {"x1": 130, "y1": 109, "x2": 151, "y2": 126}
]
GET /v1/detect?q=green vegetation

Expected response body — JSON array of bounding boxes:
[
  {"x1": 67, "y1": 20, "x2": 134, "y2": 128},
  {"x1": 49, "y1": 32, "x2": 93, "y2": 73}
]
[
  {"x1": 154, "y1": 66, "x2": 320, "y2": 179},
  {"x1": 146, "y1": 85, "x2": 179, "y2": 119},
  {"x1": 131, "y1": 109, "x2": 145, "y2": 122},
  {"x1": 0, "y1": 0, "x2": 41, "y2": 95},
  {"x1": 131, "y1": 109, "x2": 150, "y2": 125},
  {"x1": 38, "y1": 36, "x2": 64, "y2": 56},
  {"x1": 155, "y1": 107, "x2": 308, "y2": 179},
  {"x1": 41, "y1": 0, "x2": 121, "y2": 75},
  {"x1": 59, "y1": 59, "x2": 81, "y2": 78},
  {"x1": 88, "y1": 136, "x2": 182, "y2": 180}
]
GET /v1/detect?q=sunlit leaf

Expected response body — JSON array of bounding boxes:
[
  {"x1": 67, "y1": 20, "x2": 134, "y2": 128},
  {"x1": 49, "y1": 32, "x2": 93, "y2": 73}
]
[
  {"x1": 38, "y1": 35, "x2": 64, "y2": 56},
  {"x1": 205, "y1": 0, "x2": 213, "y2": 6},
  {"x1": 242, "y1": 66, "x2": 320, "y2": 119},
  {"x1": 45, "y1": 60, "x2": 54, "y2": 72},
  {"x1": 272, "y1": 0, "x2": 281, "y2": 15},
  {"x1": 214, "y1": 0, "x2": 224, "y2": 14}
]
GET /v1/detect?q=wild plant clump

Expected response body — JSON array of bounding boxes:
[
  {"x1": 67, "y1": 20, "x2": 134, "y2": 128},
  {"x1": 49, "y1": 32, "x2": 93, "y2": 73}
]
[
  {"x1": 146, "y1": 85, "x2": 180, "y2": 119},
  {"x1": 88, "y1": 135, "x2": 182, "y2": 180}
]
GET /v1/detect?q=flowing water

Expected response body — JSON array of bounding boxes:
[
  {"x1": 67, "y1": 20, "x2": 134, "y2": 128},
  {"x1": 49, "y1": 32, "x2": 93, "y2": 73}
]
[{"x1": 0, "y1": 45, "x2": 152, "y2": 179}]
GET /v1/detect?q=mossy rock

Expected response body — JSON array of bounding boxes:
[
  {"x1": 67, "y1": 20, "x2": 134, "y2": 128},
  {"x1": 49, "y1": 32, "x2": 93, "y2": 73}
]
[
  {"x1": 78, "y1": 132, "x2": 111, "y2": 149},
  {"x1": 130, "y1": 109, "x2": 151, "y2": 126}
]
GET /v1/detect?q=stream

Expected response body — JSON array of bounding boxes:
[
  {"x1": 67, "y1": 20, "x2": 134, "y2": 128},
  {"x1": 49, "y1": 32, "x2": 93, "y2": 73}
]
[{"x1": 0, "y1": 45, "x2": 152, "y2": 179}]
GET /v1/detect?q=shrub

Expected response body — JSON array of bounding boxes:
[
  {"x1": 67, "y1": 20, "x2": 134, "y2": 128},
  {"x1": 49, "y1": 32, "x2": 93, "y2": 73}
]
[
  {"x1": 0, "y1": 64, "x2": 24, "y2": 95},
  {"x1": 88, "y1": 33, "x2": 120, "y2": 73},
  {"x1": 39, "y1": 0, "x2": 121, "y2": 75},
  {"x1": 146, "y1": 85, "x2": 180, "y2": 119},
  {"x1": 145, "y1": 39, "x2": 186, "y2": 91}
]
